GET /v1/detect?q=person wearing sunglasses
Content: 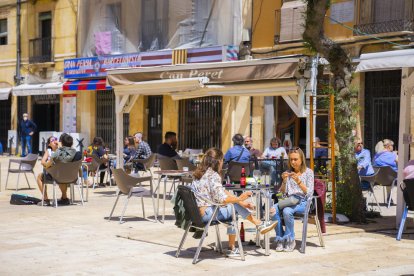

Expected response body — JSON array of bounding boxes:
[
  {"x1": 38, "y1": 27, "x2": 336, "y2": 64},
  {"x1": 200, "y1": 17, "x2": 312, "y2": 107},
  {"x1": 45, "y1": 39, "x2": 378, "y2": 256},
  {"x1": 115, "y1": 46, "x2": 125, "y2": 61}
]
[
  {"x1": 355, "y1": 139, "x2": 374, "y2": 177},
  {"x1": 36, "y1": 136, "x2": 58, "y2": 206},
  {"x1": 269, "y1": 147, "x2": 314, "y2": 252}
]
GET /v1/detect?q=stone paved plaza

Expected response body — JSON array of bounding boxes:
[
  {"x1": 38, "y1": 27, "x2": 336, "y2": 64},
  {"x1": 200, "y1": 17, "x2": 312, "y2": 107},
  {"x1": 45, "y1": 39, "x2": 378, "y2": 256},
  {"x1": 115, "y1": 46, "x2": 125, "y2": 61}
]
[{"x1": 1, "y1": 155, "x2": 414, "y2": 275}]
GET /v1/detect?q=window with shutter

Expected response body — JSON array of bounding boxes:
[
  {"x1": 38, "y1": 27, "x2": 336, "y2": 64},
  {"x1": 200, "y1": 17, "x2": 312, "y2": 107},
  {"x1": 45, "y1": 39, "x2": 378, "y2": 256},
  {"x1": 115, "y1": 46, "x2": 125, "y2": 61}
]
[
  {"x1": 0, "y1": 19, "x2": 7, "y2": 45},
  {"x1": 279, "y1": 0, "x2": 306, "y2": 42}
]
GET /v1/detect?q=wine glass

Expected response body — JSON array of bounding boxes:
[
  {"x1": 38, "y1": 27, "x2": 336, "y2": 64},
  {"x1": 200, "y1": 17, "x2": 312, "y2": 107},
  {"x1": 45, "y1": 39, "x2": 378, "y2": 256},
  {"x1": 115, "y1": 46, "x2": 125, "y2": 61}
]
[{"x1": 253, "y1": 169, "x2": 261, "y2": 187}]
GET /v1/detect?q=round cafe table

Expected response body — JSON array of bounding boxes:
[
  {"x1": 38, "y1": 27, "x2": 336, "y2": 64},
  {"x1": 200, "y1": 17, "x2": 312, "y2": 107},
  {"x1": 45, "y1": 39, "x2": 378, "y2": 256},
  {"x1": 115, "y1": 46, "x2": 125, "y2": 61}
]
[{"x1": 225, "y1": 183, "x2": 273, "y2": 256}]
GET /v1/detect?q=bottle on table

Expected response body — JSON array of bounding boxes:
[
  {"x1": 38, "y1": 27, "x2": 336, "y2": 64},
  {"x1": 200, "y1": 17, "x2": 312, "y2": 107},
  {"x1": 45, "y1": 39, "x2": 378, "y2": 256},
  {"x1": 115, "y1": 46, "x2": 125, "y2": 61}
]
[
  {"x1": 240, "y1": 166, "x2": 246, "y2": 188},
  {"x1": 240, "y1": 222, "x2": 245, "y2": 242}
]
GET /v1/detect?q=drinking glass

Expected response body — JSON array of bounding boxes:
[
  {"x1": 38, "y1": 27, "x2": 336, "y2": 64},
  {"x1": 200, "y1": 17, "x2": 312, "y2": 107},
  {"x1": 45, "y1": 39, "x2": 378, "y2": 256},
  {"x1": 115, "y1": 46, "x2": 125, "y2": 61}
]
[{"x1": 253, "y1": 169, "x2": 261, "y2": 187}]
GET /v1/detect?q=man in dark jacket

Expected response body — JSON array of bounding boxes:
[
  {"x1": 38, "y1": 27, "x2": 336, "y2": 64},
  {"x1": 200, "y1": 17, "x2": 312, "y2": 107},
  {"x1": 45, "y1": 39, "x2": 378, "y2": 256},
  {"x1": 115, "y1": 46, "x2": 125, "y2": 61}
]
[
  {"x1": 157, "y1": 131, "x2": 181, "y2": 159},
  {"x1": 18, "y1": 113, "x2": 37, "y2": 157}
]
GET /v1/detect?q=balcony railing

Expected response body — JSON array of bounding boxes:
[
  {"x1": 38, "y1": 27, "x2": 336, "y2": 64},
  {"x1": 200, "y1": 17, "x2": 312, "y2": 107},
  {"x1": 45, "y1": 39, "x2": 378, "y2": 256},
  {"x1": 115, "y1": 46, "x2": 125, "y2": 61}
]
[
  {"x1": 354, "y1": 19, "x2": 414, "y2": 35},
  {"x1": 29, "y1": 37, "x2": 53, "y2": 63}
]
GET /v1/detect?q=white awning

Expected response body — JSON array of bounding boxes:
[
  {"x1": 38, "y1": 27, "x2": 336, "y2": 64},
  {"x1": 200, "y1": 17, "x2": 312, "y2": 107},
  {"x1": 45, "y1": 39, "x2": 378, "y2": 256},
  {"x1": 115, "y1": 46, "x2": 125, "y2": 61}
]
[
  {"x1": 170, "y1": 80, "x2": 298, "y2": 100},
  {"x1": 0, "y1": 87, "x2": 11, "y2": 100},
  {"x1": 114, "y1": 77, "x2": 208, "y2": 96},
  {"x1": 356, "y1": 49, "x2": 414, "y2": 72},
  {"x1": 12, "y1": 82, "x2": 64, "y2": 96}
]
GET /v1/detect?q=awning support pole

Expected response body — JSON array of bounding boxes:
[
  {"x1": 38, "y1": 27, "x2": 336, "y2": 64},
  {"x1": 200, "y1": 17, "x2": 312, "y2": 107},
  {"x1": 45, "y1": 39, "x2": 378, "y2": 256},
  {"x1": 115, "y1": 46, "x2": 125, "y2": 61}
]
[
  {"x1": 115, "y1": 95, "x2": 128, "y2": 170},
  {"x1": 396, "y1": 67, "x2": 413, "y2": 227}
]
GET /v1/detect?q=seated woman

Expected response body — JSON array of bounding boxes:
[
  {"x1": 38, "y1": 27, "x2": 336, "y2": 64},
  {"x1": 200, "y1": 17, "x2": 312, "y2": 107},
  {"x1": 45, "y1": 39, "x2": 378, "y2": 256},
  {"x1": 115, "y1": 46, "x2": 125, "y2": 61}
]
[
  {"x1": 260, "y1": 137, "x2": 287, "y2": 187},
  {"x1": 373, "y1": 139, "x2": 398, "y2": 172},
  {"x1": 36, "y1": 136, "x2": 58, "y2": 206},
  {"x1": 270, "y1": 147, "x2": 314, "y2": 252},
  {"x1": 191, "y1": 148, "x2": 277, "y2": 256},
  {"x1": 123, "y1": 136, "x2": 136, "y2": 163},
  {"x1": 87, "y1": 137, "x2": 109, "y2": 186}
]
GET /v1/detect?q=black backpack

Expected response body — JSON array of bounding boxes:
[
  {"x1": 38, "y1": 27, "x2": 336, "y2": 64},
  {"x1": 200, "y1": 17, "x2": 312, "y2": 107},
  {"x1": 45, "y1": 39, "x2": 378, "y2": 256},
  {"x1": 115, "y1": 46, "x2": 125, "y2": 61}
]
[{"x1": 10, "y1": 194, "x2": 42, "y2": 205}]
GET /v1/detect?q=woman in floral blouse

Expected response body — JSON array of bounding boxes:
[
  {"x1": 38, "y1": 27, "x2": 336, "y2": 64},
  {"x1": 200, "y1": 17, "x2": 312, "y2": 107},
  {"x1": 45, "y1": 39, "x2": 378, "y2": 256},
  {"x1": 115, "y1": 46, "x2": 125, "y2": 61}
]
[
  {"x1": 270, "y1": 147, "x2": 314, "y2": 252},
  {"x1": 191, "y1": 148, "x2": 277, "y2": 256}
]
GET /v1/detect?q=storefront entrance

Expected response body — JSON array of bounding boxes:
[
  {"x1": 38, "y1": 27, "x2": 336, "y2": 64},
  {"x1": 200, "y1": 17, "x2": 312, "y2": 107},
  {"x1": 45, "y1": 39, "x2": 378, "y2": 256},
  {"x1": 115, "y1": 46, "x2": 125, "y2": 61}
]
[
  {"x1": 179, "y1": 96, "x2": 222, "y2": 151},
  {"x1": 0, "y1": 95, "x2": 11, "y2": 153},
  {"x1": 364, "y1": 70, "x2": 401, "y2": 152},
  {"x1": 32, "y1": 94, "x2": 60, "y2": 153},
  {"x1": 147, "y1": 96, "x2": 163, "y2": 152},
  {"x1": 96, "y1": 89, "x2": 129, "y2": 151}
]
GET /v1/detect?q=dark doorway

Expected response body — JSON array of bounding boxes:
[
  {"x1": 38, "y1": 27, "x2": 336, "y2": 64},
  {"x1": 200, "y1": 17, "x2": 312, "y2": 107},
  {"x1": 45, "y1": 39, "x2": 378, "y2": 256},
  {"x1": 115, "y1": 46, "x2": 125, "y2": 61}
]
[
  {"x1": 179, "y1": 96, "x2": 222, "y2": 151},
  {"x1": 32, "y1": 94, "x2": 60, "y2": 153},
  {"x1": 0, "y1": 96, "x2": 11, "y2": 153},
  {"x1": 364, "y1": 70, "x2": 401, "y2": 153},
  {"x1": 147, "y1": 96, "x2": 163, "y2": 152}
]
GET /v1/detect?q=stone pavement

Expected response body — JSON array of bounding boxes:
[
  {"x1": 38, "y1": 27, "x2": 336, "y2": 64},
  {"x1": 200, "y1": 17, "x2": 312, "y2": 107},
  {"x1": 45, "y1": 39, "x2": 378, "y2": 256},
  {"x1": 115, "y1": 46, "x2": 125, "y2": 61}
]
[{"x1": 0, "y1": 155, "x2": 414, "y2": 275}]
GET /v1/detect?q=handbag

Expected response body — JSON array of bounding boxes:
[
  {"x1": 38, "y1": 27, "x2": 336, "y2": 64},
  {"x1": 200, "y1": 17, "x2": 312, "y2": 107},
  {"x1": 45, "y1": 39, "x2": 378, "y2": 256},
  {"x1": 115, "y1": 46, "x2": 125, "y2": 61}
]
[{"x1": 278, "y1": 195, "x2": 300, "y2": 210}]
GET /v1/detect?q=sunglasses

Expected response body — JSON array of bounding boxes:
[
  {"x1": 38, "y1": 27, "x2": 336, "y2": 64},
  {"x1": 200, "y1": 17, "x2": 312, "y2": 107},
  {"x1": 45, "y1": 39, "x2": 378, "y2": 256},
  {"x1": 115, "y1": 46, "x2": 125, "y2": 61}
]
[
  {"x1": 50, "y1": 137, "x2": 58, "y2": 142},
  {"x1": 289, "y1": 147, "x2": 301, "y2": 152}
]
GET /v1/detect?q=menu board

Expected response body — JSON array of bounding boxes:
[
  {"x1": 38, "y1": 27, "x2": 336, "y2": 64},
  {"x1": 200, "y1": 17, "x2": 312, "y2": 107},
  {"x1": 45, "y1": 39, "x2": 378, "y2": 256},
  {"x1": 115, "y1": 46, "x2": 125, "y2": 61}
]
[{"x1": 63, "y1": 94, "x2": 77, "y2": 133}]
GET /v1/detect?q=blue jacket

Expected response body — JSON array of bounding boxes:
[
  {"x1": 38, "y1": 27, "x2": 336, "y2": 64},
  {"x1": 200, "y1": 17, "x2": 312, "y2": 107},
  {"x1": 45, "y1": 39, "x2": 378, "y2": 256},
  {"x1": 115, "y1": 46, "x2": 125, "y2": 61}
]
[
  {"x1": 373, "y1": 151, "x2": 398, "y2": 172},
  {"x1": 18, "y1": 119, "x2": 37, "y2": 136},
  {"x1": 355, "y1": 148, "x2": 374, "y2": 176},
  {"x1": 224, "y1": 145, "x2": 250, "y2": 163}
]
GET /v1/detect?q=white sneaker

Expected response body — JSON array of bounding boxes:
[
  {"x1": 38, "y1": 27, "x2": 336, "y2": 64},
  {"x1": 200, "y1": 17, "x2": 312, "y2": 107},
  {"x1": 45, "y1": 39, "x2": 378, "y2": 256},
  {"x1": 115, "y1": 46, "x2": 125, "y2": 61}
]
[
  {"x1": 275, "y1": 240, "x2": 284, "y2": 252},
  {"x1": 226, "y1": 247, "x2": 240, "y2": 257},
  {"x1": 129, "y1": 172, "x2": 139, "y2": 177},
  {"x1": 284, "y1": 239, "x2": 296, "y2": 252}
]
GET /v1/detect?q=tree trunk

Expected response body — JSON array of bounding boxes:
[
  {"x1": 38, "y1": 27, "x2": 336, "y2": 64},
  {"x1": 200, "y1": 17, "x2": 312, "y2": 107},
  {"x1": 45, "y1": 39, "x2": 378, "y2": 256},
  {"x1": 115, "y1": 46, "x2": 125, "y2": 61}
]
[{"x1": 303, "y1": 0, "x2": 365, "y2": 222}]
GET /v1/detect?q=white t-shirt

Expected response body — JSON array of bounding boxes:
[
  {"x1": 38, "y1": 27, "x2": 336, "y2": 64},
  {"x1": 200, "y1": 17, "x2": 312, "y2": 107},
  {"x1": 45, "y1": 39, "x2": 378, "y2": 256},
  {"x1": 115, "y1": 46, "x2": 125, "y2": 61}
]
[{"x1": 262, "y1": 147, "x2": 287, "y2": 159}]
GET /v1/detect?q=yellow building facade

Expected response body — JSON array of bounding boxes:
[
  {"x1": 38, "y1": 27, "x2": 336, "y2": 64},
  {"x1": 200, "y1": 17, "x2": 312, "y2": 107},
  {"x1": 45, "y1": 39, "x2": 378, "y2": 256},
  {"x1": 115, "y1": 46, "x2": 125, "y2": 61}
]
[{"x1": 0, "y1": 0, "x2": 78, "y2": 153}]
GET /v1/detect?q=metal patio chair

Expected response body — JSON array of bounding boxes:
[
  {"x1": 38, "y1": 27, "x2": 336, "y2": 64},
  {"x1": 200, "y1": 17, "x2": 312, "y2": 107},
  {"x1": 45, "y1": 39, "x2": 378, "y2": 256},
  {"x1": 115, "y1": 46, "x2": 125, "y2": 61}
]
[
  {"x1": 373, "y1": 166, "x2": 398, "y2": 208},
  {"x1": 88, "y1": 154, "x2": 112, "y2": 188},
  {"x1": 158, "y1": 156, "x2": 180, "y2": 195},
  {"x1": 295, "y1": 195, "x2": 325, "y2": 253},
  {"x1": 397, "y1": 179, "x2": 414, "y2": 241},
  {"x1": 5, "y1": 153, "x2": 38, "y2": 191},
  {"x1": 176, "y1": 157, "x2": 197, "y2": 171},
  {"x1": 133, "y1": 153, "x2": 156, "y2": 177},
  {"x1": 227, "y1": 161, "x2": 250, "y2": 183},
  {"x1": 108, "y1": 168, "x2": 156, "y2": 224},
  {"x1": 44, "y1": 160, "x2": 84, "y2": 208},
  {"x1": 359, "y1": 167, "x2": 381, "y2": 212},
  {"x1": 175, "y1": 185, "x2": 245, "y2": 264}
]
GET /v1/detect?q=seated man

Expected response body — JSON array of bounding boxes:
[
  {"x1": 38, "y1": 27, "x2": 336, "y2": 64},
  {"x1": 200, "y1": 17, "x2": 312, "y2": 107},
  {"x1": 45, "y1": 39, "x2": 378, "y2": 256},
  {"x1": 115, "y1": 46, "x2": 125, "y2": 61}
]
[
  {"x1": 46, "y1": 133, "x2": 79, "y2": 205},
  {"x1": 157, "y1": 131, "x2": 181, "y2": 159},
  {"x1": 244, "y1": 136, "x2": 262, "y2": 158},
  {"x1": 224, "y1": 134, "x2": 250, "y2": 163},
  {"x1": 354, "y1": 140, "x2": 374, "y2": 190},
  {"x1": 132, "y1": 132, "x2": 152, "y2": 172}
]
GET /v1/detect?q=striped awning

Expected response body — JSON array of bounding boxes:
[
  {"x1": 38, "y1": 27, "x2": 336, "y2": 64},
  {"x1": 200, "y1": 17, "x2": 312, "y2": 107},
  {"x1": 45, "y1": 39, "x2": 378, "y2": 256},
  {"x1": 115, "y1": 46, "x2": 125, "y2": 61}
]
[{"x1": 63, "y1": 79, "x2": 111, "y2": 91}]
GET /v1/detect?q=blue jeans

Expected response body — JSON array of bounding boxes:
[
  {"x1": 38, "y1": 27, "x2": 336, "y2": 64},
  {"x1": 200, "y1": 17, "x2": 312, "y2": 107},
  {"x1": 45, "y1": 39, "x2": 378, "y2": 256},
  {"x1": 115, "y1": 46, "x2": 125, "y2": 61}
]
[
  {"x1": 272, "y1": 198, "x2": 307, "y2": 241},
  {"x1": 261, "y1": 160, "x2": 278, "y2": 185},
  {"x1": 202, "y1": 203, "x2": 250, "y2": 235},
  {"x1": 21, "y1": 135, "x2": 32, "y2": 156}
]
